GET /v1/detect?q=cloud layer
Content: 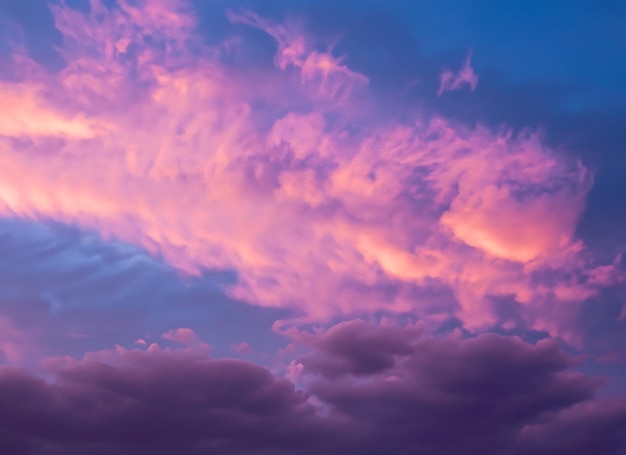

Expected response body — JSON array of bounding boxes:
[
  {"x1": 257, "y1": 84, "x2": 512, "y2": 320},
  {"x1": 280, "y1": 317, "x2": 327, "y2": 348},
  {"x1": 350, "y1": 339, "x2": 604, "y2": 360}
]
[
  {"x1": 1, "y1": 322, "x2": 625, "y2": 454},
  {"x1": 438, "y1": 51, "x2": 479, "y2": 95},
  {"x1": 0, "y1": 0, "x2": 621, "y2": 337}
]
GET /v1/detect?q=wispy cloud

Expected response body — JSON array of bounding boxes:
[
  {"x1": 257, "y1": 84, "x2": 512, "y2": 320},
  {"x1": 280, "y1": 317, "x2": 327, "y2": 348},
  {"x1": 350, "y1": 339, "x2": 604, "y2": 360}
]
[
  {"x1": 438, "y1": 50, "x2": 479, "y2": 95},
  {"x1": 0, "y1": 1, "x2": 619, "y2": 338}
]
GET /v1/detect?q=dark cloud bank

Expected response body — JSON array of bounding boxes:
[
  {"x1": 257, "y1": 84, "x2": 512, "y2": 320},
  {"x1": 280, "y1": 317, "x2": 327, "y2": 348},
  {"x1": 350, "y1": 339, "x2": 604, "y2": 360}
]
[{"x1": 1, "y1": 321, "x2": 625, "y2": 455}]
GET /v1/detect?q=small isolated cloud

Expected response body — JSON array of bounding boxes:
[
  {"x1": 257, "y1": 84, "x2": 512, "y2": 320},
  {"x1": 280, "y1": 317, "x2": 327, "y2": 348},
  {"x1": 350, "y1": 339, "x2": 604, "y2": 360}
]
[
  {"x1": 161, "y1": 328, "x2": 200, "y2": 346},
  {"x1": 438, "y1": 50, "x2": 479, "y2": 95},
  {"x1": 231, "y1": 342, "x2": 251, "y2": 354}
]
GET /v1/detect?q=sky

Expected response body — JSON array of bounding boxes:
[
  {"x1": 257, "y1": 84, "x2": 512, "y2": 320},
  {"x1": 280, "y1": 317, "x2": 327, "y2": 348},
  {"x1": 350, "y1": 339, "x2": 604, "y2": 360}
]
[{"x1": 0, "y1": 0, "x2": 625, "y2": 453}]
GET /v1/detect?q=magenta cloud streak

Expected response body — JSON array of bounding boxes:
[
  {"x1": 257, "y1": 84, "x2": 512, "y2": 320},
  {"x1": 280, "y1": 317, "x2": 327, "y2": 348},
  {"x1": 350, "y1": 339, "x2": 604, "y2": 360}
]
[{"x1": 438, "y1": 51, "x2": 479, "y2": 95}]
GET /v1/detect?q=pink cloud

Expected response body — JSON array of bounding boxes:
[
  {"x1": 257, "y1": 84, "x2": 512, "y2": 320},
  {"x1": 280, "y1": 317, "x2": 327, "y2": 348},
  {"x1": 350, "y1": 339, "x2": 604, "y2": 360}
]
[
  {"x1": 227, "y1": 9, "x2": 308, "y2": 70},
  {"x1": 228, "y1": 10, "x2": 368, "y2": 102},
  {"x1": 0, "y1": 82, "x2": 97, "y2": 138},
  {"x1": 438, "y1": 50, "x2": 479, "y2": 95},
  {"x1": 0, "y1": 317, "x2": 31, "y2": 363},
  {"x1": 0, "y1": 1, "x2": 620, "y2": 336},
  {"x1": 161, "y1": 328, "x2": 200, "y2": 345},
  {"x1": 231, "y1": 342, "x2": 252, "y2": 354}
]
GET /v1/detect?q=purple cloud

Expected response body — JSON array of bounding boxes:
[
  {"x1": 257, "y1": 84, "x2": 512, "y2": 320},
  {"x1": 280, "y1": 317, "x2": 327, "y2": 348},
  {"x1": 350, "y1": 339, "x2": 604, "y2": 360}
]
[
  {"x1": 1, "y1": 325, "x2": 625, "y2": 454},
  {"x1": 0, "y1": 346, "x2": 327, "y2": 455},
  {"x1": 294, "y1": 319, "x2": 423, "y2": 378}
]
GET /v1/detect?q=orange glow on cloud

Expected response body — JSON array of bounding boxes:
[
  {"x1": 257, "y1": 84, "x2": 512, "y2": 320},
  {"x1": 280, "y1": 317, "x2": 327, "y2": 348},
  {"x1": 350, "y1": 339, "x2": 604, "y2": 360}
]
[{"x1": 0, "y1": 83, "x2": 96, "y2": 138}]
